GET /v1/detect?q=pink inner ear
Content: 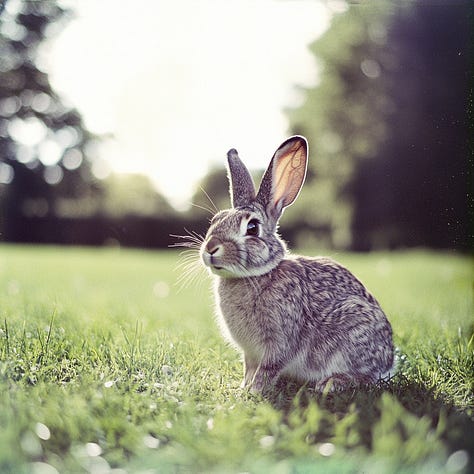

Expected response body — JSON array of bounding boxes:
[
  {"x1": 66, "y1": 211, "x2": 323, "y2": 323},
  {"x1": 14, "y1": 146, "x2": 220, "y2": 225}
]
[{"x1": 272, "y1": 141, "x2": 307, "y2": 208}]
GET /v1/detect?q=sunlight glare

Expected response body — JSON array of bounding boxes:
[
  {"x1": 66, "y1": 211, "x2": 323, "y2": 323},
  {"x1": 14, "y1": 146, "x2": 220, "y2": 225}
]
[{"x1": 46, "y1": 1, "x2": 331, "y2": 209}]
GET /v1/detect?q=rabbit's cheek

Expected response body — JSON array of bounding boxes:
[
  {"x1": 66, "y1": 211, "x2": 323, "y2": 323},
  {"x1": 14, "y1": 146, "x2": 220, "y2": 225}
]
[{"x1": 246, "y1": 238, "x2": 269, "y2": 261}]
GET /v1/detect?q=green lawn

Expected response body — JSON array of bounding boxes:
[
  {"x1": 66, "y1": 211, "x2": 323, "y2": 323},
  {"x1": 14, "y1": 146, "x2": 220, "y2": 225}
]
[{"x1": 0, "y1": 245, "x2": 472, "y2": 473}]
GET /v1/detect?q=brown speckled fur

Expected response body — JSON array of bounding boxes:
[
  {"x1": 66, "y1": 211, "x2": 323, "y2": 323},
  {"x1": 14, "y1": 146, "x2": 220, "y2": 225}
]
[{"x1": 201, "y1": 137, "x2": 394, "y2": 392}]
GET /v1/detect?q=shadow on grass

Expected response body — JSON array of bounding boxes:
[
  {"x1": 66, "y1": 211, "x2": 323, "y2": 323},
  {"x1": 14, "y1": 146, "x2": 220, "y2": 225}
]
[{"x1": 265, "y1": 375, "x2": 474, "y2": 470}]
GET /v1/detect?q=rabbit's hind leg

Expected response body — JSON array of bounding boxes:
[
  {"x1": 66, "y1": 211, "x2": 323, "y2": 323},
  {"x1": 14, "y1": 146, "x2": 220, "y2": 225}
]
[{"x1": 326, "y1": 298, "x2": 394, "y2": 383}]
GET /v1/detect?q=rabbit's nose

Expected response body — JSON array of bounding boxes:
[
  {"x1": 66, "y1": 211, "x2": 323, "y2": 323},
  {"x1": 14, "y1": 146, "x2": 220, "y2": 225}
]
[{"x1": 206, "y1": 236, "x2": 223, "y2": 256}]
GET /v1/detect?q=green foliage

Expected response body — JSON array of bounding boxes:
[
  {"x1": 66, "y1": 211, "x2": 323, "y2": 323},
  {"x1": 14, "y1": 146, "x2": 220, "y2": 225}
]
[
  {"x1": 0, "y1": 245, "x2": 472, "y2": 473},
  {"x1": 288, "y1": 1, "x2": 470, "y2": 250},
  {"x1": 0, "y1": 1, "x2": 174, "y2": 234},
  {"x1": 0, "y1": 1, "x2": 101, "y2": 221},
  {"x1": 288, "y1": 2, "x2": 393, "y2": 248},
  {"x1": 96, "y1": 173, "x2": 174, "y2": 218}
]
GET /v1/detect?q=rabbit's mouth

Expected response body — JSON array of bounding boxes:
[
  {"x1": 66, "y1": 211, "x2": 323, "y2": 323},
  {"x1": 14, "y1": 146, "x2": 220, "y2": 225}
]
[
  {"x1": 209, "y1": 262, "x2": 228, "y2": 274},
  {"x1": 208, "y1": 264, "x2": 237, "y2": 278},
  {"x1": 201, "y1": 251, "x2": 226, "y2": 274}
]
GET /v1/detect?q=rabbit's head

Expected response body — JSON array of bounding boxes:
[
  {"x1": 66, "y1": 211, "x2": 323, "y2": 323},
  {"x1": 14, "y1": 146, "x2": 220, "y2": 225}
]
[{"x1": 201, "y1": 136, "x2": 308, "y2": 278}]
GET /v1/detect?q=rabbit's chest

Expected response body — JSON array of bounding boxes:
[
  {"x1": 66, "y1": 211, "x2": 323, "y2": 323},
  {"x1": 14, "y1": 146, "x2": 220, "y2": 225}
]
[{"x1": 216, "y1": 279, "x2": 287, "y2": 355}]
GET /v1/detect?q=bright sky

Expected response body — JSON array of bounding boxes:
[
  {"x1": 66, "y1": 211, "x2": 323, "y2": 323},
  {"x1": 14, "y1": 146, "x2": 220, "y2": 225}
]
[{"x1": 45, "y1": 0, "x2": 335, "y2": 209}]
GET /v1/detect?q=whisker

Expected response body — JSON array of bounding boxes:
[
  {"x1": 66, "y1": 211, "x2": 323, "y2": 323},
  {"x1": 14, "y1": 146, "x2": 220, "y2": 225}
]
[
  {"x1": 176, "y1": 264, "x2": 198, "y2": 288},
  {"x1": 175, "y1": 259, "x2": 200, "y2": 272},
  {"x1": 169, "y1": 235, "x2": 202, "y2": 245},
  {"x1": 175, "y1": 248, "x2": 200, "y2": 263},
  {"x1": 169, "y1": 228, "x2": 205, "y2": 250},
  {"x1": 175, "y1": 262, "x2": 197, "y2": 272},
  {"x1": 172, "y1": 240, "x2": 208, "y2": 293},
  {"x1": 175, "y1": 259, "x2": 207, "y2": 293},
  {"x1": 189, "y1": 201, "x2": 215, "y2": 216},
  {"x1": 199, "y1": 186, "x2": 219, "y2": 213},
  {"x1": 177, "y1": 248, "x2": 200, "y2": 258},
  {"x1": 189, "y1": 229, "x2": 205, "y2": 241},
  {"x1": 169, "y1": 242, "x2": 200, "y2": 249}
]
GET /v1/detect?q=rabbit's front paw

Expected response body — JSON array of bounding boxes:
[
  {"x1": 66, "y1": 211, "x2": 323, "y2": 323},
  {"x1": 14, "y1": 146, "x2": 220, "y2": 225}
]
[{"x1": 242, "y1": 356, "x2": 258, "y2": 389}]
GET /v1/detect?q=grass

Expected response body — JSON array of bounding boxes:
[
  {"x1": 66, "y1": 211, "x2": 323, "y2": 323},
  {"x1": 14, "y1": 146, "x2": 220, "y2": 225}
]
[{"x1": 0, "y1": 244, "x2": 472, "y2": 473}]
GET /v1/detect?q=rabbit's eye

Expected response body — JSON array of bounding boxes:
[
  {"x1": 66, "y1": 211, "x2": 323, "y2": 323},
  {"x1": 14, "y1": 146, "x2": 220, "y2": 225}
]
[{"x1": 246, "y1": 219, "x2": 260, "y2": 236}]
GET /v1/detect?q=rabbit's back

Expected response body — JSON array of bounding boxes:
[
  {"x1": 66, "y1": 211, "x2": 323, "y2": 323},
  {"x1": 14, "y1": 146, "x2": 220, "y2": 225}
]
[
  {"x1": 297, "y1": 256, "x2": 374, "y2": 302},
  {"x1": 218, "y1": 255, "x2": 384, "y2": 335}
]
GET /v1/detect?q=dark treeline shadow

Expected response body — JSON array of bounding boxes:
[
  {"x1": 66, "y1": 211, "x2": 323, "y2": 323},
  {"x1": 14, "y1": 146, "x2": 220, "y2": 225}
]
[{"x1": 1, "y1": 215, "x2": 210, "y2": 249}]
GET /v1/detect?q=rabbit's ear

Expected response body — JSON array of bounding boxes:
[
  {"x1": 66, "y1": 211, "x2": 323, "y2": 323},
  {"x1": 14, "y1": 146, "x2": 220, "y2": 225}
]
[
  {"x1": 227, "y1": 149, "x2": 256, "y2": 208},
  {"x1": 256, "y1": 136, "x2": 308, "y2": 220}
]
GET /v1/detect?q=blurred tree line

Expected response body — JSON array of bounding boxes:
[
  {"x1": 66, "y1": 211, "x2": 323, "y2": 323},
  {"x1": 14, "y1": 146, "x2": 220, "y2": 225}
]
[
  {"x1": 0, "y1": 0, "x2": 471, "y2": 250},
  {"x1": 286, "y1": 0, "x2": 471, "y2": 251},
  {"x1": 0, "y1": 0, "x2": 184, "y2": 247}
]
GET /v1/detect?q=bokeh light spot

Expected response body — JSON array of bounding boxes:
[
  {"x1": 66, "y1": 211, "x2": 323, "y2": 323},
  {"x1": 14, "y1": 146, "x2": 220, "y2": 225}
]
[
  {"x1": 31, "y1": 93, "x2": 52, "y2": 113},
  {"x1": 44, "y1": 165, "x2": 64, "y2": 185},
  {"x1": 39, "y1": 139, "x2": 63, "y2": 166},
  {"x1": 0, "y1": 96, "x2": 21, "y2": 116},
  {"x1": 360, "y1": 58, "x2": 381, "y2": 79},
  {"x1": 0, "y1": 163, "x2": 14, "y2": 184},
  {"x1": 153, "y1": 281, "x2": 170, "y2": 298},
  {"x1": 85, "y1": 442, "x2": 102, "y2": 457},
  {"x1": 446, "y1": 450, "x2": 469, "y2": 472},
  {"x1": 91, "y1": 159, "x2": 111, "y2": 180},
  {"x1": 35, "y1": 422, "x2": 51, "y2": 441},
  {"x1": 8, "y1": 117, "x2": 47, "y2": 146},
  {"x1": 55, "y1": 126, "x2": 80, "y2": 148},
  {"x1": 318, "y1": 442, "x2": 336, "y2": 456},
  {"x1": 17, "y1": 145, "x2": 36, "y2": 163},
  {"x1": 62, "y1": 148, "x2": 83, "y2": 170}
]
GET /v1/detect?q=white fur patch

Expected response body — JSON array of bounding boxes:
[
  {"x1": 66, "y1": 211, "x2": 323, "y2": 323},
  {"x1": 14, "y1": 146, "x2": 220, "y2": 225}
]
[{"x1": 324, "y1": 351, "x2": 348, "y2": 376}]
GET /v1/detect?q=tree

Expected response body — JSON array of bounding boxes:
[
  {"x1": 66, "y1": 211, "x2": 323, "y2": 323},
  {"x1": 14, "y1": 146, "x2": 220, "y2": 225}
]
[
  {"x1": 288, "y1": 1, "x2": 471, "y2": 250},
  {"x1": 350, "y1": 1, "x2": 470, "y2": 250},
  {"x1": 0, "y1": 0, "x2": 101, "y2": 239},
  {"x1": 0, "y1": 1, "x2": 176, "y2": 245},
  {"x1": 97, "y1": 173, "x2": 174, "y2": 218}
]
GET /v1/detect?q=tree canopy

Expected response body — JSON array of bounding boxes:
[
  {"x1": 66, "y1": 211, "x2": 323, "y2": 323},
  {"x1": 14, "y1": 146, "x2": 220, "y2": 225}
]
[
  {"x1": 0, "y1": 0, "x2": 470, "y2": 250},
  {"x1": 0, "y1": 0, "x2": 174, "y2": 244},
  {"x1": 288, "y1": 1, "x2": 471, "y2": 250}
]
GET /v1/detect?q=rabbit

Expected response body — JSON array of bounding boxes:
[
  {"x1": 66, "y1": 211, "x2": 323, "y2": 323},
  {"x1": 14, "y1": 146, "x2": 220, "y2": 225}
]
[{"x1": 200, "y1": 136, "x2": 394, "y2": 393}]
